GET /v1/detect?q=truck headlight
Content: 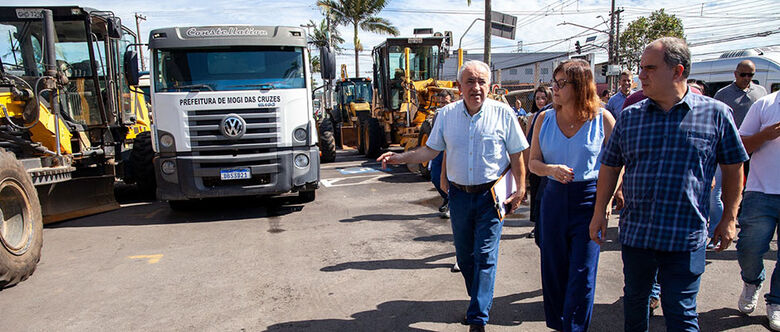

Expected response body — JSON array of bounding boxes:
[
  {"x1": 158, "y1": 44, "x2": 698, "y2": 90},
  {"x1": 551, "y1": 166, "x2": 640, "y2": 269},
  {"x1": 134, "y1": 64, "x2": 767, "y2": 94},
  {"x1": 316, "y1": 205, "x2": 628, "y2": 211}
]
[
  {"x1": 294, "y1": 128, "x2": 307, "y2": 142},
  {"x1": 161, "y1": 160, "x2": 176, "y2": 174},
  {"x1": 294, "y1": 154, "x2": 309, "y2": 168},
  {"x1": 159, "y1": 133, "x2": 174, "y2": 148}
]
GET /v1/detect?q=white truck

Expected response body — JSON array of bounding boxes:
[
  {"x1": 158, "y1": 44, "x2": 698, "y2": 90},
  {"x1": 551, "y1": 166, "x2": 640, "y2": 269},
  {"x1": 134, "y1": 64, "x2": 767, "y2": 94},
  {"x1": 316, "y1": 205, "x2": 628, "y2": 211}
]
[{"x1": 148, "y1": 25, "x2": 320, "y2": 208}]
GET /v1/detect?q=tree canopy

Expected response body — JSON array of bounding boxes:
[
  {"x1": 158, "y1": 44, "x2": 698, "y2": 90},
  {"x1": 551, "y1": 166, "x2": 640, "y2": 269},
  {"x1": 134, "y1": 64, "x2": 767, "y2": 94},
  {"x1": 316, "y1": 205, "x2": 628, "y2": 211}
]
[
  {"x1": 317, "y1": 0, "x2": 398, "y2": 77},
  {"x1": 619, "y1": 9, "x2": 685, "y2": 71}
]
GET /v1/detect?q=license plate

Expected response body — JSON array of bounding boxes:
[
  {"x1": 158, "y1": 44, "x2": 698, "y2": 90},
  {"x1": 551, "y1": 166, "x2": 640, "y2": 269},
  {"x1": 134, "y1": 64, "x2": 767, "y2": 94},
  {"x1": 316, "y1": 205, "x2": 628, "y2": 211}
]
[{"x1": 220, "y1": 168, "x2": 251, "y2": 180}]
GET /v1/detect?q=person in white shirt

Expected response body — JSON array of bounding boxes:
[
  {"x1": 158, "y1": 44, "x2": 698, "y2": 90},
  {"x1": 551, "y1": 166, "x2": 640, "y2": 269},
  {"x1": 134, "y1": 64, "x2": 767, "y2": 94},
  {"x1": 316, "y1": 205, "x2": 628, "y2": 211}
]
[{"x1": 734, "y1": 91, "x2": 780, "y2": 330}]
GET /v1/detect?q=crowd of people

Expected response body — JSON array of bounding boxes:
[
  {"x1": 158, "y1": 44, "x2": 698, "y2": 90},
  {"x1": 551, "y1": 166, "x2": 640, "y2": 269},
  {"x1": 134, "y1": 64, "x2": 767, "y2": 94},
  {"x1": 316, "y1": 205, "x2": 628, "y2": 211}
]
[{"x1": 376, "y1": 36, "x2": 779, "y2": 332}]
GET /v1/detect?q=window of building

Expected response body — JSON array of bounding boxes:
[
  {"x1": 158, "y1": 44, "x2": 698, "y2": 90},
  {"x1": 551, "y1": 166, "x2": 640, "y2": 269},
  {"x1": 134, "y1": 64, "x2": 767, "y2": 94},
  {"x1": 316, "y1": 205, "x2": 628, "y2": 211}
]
[
  {"x1": 509, "y1": 69, "x2": 517, "y2": 75},
  {"x1": 525, "y1": 68, "x2": 533, "y2": 75},
  {"x1": 541, "y1": 68, "x2": 549, "y2": 74}
]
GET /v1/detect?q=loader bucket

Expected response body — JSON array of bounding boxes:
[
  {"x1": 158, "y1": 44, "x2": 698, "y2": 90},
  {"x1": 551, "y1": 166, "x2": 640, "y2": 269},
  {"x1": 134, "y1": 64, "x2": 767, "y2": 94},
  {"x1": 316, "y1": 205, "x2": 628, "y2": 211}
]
[{"x1": 37, "y1": 174, "x2": 120, "y2": 224}]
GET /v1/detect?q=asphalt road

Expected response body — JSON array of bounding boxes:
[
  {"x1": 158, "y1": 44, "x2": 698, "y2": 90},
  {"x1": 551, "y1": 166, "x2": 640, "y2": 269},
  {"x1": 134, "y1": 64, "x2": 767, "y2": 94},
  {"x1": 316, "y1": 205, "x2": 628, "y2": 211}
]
[{"x1": 0, "y1": 148, "x2": 775, "y2": 331}]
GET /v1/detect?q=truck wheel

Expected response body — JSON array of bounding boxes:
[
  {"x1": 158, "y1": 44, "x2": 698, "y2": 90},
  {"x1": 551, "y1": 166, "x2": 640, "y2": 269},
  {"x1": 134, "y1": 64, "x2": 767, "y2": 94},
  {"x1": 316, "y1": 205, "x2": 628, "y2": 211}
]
[
  {"x1": 0, "y1": 149, "x2": 43, "y2": 289},
  {"x1": 364, "y1": 118, "x2": 384, "y2": 159},
  {"x1": 318, "y1": 118, "x2": 336, "y2": 163},
  {"x1": 130, "y1": 131, "x2": 156, "y2": 198},
  {"x1": 416, "y1": 119, "x2": 433, "y2": 179},
  {"x1": 297, "y1": 190, "x2": 315, "y2": 203}
]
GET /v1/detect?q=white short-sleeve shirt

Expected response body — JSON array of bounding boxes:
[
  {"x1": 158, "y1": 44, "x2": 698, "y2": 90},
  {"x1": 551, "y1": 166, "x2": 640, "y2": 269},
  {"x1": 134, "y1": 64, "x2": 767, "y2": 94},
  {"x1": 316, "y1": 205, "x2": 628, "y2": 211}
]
[{"x1": 739, "y1": 91, "x2": 780, "y2": 194}]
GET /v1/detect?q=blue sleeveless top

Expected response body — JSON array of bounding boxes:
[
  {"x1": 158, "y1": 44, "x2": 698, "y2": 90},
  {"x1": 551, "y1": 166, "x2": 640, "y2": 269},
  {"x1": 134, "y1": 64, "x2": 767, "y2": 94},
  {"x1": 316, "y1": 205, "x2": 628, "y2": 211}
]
[{"x1": 539, "y1": 109, "x2": 605, "y2": 182}]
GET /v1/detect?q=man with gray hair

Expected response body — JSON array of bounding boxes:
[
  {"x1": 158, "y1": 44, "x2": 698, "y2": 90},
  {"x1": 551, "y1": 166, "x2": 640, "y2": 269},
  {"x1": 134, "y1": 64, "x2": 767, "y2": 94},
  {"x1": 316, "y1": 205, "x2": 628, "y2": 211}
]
[
  {"x1": 590, "y1": 37, "x2": 749, "y2": 331},
  {"x1": 377, "y1": 60, "x2": 528, "y2": 331}
]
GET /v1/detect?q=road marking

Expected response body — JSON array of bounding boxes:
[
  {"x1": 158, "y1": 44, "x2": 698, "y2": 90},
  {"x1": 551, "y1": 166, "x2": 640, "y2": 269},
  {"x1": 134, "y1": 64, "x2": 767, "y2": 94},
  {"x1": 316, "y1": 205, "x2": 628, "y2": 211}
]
[
  {"x1": 129, "y1": 254, "x2": 163, "y2": 264},
  {"x1": 320, "y1": 172, "x2": 412, "y2": 188},
  {"x1": 338, "y1": 167, "x2": 381, "y2": 175}
]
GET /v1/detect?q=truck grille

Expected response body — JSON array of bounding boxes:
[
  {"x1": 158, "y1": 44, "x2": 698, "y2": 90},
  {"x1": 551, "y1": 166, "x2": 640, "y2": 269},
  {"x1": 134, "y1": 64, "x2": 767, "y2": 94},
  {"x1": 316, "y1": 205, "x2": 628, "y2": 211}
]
[{"x1": 186, "y1": 108, "x2": 281, "y2": 187}]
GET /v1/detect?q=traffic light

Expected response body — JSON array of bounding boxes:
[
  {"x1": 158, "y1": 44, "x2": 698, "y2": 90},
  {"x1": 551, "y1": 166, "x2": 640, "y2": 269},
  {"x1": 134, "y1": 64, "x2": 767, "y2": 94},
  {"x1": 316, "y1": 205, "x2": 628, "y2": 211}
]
[
  {"x1": 575, "y1": 41, "x2": 581, "y2": 54},
  {"x1": 601, "y1": 65, "x2": 608, "y2": 76}
]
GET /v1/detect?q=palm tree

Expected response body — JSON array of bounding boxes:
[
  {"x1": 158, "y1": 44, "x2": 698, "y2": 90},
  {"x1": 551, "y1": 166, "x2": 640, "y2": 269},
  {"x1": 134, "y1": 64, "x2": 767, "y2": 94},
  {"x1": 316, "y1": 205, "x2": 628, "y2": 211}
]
[
  {"x1": 307, "y1": 19, "x2": 345, "y2": 51},
  {"x1": 317, "y1": 0, "x2": 399, "y2": 77}
]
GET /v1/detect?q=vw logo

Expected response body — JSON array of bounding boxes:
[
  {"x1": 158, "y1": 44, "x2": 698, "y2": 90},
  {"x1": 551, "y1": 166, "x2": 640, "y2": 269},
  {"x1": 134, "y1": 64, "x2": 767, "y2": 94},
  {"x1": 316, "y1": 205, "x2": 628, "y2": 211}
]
[{"x1": 220, "y1": 114, "x2": 246, "y2": 139}]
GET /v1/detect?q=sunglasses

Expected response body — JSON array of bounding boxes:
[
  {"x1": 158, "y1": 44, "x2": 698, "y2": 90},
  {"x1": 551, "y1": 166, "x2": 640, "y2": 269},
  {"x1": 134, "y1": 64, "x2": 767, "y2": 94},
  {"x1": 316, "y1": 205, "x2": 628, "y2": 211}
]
[{"x1": 739, "y1": 72, "x2": 755, "y2": 78}]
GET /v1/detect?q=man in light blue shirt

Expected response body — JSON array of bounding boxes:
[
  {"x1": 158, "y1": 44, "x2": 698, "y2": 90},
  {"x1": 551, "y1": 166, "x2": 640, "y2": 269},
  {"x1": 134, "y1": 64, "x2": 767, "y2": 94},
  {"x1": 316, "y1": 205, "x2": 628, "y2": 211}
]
[
  {"x1": 378, "y1": 60, "x2": 528, "y2": 331},
  {"x1": 605, "y1": 70, "x2": 634, "y2": 119}
]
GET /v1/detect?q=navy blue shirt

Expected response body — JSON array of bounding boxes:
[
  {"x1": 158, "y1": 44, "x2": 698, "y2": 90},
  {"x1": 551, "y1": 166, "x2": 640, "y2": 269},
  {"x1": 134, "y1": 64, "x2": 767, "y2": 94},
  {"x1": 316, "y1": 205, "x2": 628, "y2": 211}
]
[{"x1": 601, "y1": 90, "x2": 749, "y2": 251}]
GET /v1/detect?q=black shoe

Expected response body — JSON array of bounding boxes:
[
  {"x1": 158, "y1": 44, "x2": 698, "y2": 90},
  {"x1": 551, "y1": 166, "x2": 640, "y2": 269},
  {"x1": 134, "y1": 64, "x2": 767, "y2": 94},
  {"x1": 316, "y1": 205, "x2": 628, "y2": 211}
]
[
  {"x1": 469, "y1": 324, "x2": 485, "y2": 332},
  {"x1": 439, "y1": 201, "x2": 448, "y2": 213}
]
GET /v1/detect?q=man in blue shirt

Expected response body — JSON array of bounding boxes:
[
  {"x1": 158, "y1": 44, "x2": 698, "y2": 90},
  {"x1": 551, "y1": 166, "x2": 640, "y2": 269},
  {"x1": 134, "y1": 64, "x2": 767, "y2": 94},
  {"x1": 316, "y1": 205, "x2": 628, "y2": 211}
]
[
  {"x1": 589, "y1": 37, "x2": 749, "y2": 331},
  {"x1": 378, "y1": 60, "x2": 528, "y2": 331},
  {"x1": 605, "y1": 69, "x2": 634, "y2": 119}
]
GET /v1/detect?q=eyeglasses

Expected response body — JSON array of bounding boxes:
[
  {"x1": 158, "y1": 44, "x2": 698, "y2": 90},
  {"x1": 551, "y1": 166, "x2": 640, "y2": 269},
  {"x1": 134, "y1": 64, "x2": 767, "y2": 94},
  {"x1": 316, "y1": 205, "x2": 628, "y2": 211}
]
[
  {"x1": 551, "y1": 78, "x2": 571, "y2": 89},
  {"x1": 739, "y1": 72, "x2": 755, "y2": 78}
]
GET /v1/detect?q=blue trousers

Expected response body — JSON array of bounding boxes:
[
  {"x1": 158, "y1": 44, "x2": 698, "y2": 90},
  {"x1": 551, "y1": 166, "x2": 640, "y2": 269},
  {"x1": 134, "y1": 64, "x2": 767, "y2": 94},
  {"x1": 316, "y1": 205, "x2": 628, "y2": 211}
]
[
  {"x1": 449, "y1": 184, "x2": 503, "y2": 326},
  {"x1": 430, "y1": 152, "x2": 447, "y2": 201},
  {"x1": 737, "y1": 191, "x2": 780, "y2": 304},
  {"x1": 708, "y1": 166, "x2": 723, "y2": 238},
  {"x1": 622, "y1": 245, "x2": 705, "y2": 332},
  {"x1": 539, "y1": 180, "x2": 600, "y2": 332}
]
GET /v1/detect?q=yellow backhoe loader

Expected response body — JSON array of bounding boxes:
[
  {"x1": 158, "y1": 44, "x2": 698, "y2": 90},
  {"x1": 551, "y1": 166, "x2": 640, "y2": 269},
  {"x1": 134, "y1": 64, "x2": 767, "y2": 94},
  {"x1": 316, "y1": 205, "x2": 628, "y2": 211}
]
[{"x1": 0, "y1": 6, "x2": 151, "y2": 288}]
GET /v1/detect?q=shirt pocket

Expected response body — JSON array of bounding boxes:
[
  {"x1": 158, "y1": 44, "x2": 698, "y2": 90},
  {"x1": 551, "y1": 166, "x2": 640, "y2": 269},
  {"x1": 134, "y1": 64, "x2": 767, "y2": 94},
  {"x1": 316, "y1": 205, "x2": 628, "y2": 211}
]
[
  {"x1": 685, "y1": 131, "x2": 715, "y2": 159},
  {"x1": 481, "y1": 134, "x2": 503, "y2": 161}
]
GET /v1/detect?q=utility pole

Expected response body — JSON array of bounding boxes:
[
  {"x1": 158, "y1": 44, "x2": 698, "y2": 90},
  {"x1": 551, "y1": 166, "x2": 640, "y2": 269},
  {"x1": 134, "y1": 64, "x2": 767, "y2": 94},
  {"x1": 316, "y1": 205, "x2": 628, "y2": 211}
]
[
  {"x1": 134, "y1": 13, "x2": 146, "y2": 71},
  {"x1": 484, "y1": 0, "x2": 491, "y2": 66},
  {"x1": 608, "y1": 0, "x2": 616, "y2": 92},
  {"x1": 615, "y1": 8, "x2": 623, "y2": 69}
]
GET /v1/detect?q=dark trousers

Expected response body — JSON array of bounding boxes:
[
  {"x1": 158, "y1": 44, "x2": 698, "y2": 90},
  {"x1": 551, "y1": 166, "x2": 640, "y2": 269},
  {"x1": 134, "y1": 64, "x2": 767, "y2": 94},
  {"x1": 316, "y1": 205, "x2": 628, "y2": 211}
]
[
  {"x1": 622, "y1": 245, "x2": 705, "y2": 332},
  {"x1": 539, "y1": 180, "x2": 600, "y2": 332},
  {"x1": 430, "y1": 152, "x2": 447, "y2": 201},
  {"x1": 449, "y1": 184, "x2": 503, "y2": 326}
]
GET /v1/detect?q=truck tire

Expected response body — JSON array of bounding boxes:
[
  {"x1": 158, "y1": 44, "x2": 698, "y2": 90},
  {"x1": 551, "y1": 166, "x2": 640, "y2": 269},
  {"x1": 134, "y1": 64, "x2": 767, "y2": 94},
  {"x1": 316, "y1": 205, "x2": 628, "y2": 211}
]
[
  {"x1": 364, "y1": 118, "x2": 383, "y2": 159},
  {"x1": 318, "y1": 118, "x2": 336, "y2": 163},
  {"x1": 130, "y1": 131, "x2": 156, "y2": 198},
  {"x1": 0, "y1": 149, "x2": 43, "y2": 289},
  {"x1": 415, "y1": 119, "x2": 433, "y2": 179}
]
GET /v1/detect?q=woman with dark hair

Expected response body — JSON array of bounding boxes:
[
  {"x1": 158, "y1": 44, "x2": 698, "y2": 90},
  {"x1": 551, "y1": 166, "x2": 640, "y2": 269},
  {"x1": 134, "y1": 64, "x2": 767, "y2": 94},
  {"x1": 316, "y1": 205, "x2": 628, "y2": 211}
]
[
  {"x1": 530, "y1": 86, "x2": 553, "y2": 114},
  {"x1": 529, "y1": 59, "x2": 615, "y2": 331}
]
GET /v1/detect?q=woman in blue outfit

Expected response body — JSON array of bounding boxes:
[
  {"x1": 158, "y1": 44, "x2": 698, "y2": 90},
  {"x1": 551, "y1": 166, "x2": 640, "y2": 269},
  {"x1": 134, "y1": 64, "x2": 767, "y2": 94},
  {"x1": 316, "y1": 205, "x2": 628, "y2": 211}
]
[{"x1": 529, "y1": 59, "x2": 615, "y2": 332}]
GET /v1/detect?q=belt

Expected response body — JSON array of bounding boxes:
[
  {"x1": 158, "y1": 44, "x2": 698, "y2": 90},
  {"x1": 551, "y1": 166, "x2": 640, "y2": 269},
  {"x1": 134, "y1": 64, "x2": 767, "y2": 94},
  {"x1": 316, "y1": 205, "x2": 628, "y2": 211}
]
[{"x1": 451, "y1": 180, "x2": 496, "y2": 194}]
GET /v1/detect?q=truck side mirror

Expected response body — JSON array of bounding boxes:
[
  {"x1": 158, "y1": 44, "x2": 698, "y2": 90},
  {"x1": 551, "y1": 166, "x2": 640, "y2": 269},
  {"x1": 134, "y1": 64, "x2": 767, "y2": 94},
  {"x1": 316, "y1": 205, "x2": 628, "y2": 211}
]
[
  {"x1": 320, "y1": 45, "x2": 336, "y2": 80},
  {"x1": 107, "y1": 17, "x2": 123, "y2": 39},
  {"x1": 124, "y1": 50, "x2": 140, "y2": 86}
]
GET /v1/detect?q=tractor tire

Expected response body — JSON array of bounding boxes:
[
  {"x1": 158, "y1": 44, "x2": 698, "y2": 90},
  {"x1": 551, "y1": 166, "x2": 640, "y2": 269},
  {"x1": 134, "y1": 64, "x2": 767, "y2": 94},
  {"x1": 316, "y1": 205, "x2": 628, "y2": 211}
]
[
  {"x1": 130, "y1": 131, "x2": 156, "y2": 198},
  {"x1": 0, "y1": 149, "x2": 43, "y2": 289},
  {"x1": 333, "y1": 121, "x2": 343, "y2": 150},
  {"x1": 356, "y1": 121, "x2": 366, "y2": 155},
  {"x1": 318, "y1": 118, "x2": 336, "y2": 163},
  {"x1": 416, "y1": 119, "x2": 433, "y2": 179},
  {"x1": 364, "y1": 118, "x2": 384, "y2": 159}
]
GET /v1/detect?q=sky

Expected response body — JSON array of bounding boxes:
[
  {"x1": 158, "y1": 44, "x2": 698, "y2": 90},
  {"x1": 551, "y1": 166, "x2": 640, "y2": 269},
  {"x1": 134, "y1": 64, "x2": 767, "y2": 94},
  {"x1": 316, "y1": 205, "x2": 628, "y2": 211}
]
[{"x1": 2, "y1": 0, "x2": 779, "y2": 80}]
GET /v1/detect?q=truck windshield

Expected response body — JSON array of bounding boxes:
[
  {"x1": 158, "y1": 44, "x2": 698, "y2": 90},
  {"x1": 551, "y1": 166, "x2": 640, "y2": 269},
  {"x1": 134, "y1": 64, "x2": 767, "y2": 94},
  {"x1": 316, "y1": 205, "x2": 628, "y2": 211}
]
[{"x1": 154, "y1": 46, "x2": 306, "y2": 92}]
